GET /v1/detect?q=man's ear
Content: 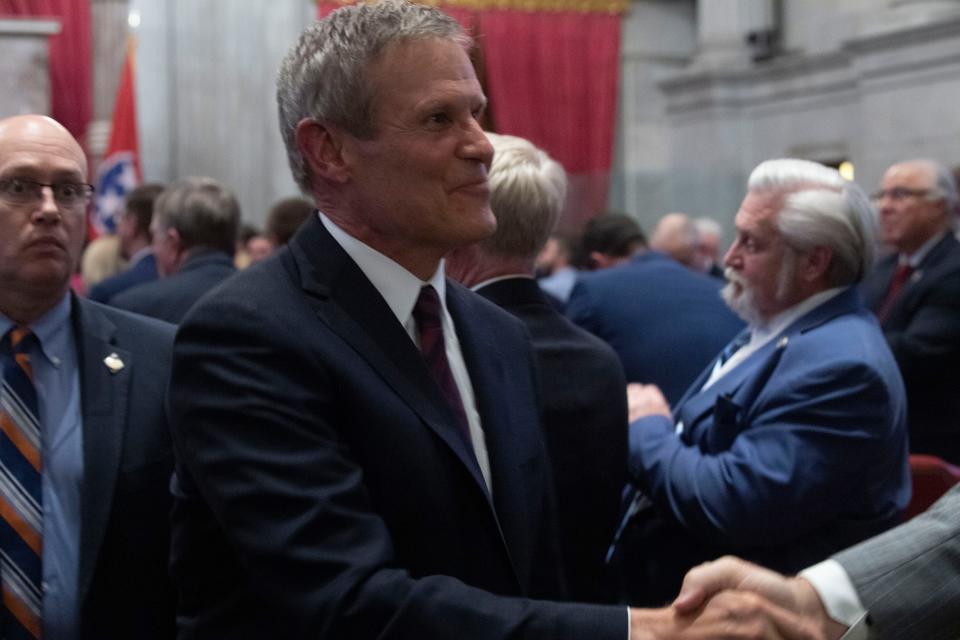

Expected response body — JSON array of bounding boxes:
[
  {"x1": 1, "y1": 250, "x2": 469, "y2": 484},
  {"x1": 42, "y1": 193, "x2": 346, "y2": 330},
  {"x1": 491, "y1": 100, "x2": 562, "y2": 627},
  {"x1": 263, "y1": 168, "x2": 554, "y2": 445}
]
[
  {"x1": 167, "y1": 227, "x2": 183, "y2": 256},
  {"x1": 295, "y1": 118, "x2": 350, "y2": 184},
  {"x1": 802, "y1": 245, "x2": 833, "y2": 282}
]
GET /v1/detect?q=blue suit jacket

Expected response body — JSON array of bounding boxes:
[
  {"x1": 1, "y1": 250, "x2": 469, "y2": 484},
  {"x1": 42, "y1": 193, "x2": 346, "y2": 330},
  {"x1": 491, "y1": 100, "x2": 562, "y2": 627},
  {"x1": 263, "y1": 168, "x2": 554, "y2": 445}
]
[
  {"x1": 87, "y1": 253, "x2": 159, "y2": 304},
  {"x1": 566, "y1": 252, "x2": 744, "y2": 404},
  {"x1": 71, "y1": 296, "x2": 176, "y2": 638},
  {"x1": 111, "y1": 251, "x2": 235, "y2": 324},
  {"x1": 167, "y1": 217, "x2": 625, "y2": 638},
  {"x1": 617, "y1": 287, "x2": 910, "y2": 604}
]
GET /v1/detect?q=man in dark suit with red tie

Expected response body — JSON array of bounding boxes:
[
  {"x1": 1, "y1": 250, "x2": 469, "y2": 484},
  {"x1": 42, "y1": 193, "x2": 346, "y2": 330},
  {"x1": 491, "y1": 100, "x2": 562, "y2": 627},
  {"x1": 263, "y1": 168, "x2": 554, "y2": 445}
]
[
  {"x1": 863, "y1": 159, "x2": 960, "y2": 463},
  {"x1": 164, "y1": 2, "x2": 819, "y2": 638}
]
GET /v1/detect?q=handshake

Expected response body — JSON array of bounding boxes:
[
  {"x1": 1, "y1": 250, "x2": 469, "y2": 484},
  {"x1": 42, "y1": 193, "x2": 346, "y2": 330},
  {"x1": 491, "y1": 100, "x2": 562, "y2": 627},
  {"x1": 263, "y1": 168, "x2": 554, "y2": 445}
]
[{"x1": 627, "y1": 557, "x2": 847, "y2": 640}]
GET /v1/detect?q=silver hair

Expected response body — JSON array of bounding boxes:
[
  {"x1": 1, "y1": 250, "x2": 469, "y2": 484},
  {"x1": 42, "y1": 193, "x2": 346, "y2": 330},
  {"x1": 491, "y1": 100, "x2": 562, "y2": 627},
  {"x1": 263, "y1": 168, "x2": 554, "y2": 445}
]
[
  {"x1": 748, "y1": 158, "x2": 876, "y2": 286},
  {"x1": 480, "y1": 133, "x2": 567, "y2": 260},
  {"x1": 694, "y1": 217, "x2": 722, "y2": 242},
  {"x1": 154, "y1": 176, "x2": 240, "y2": 256},
  {"x1": 904, "y1": 158, "x2": 959, "y2": 215},
  {"x1": 276, "y1": 0, "x2": 470, "y2": 192}
]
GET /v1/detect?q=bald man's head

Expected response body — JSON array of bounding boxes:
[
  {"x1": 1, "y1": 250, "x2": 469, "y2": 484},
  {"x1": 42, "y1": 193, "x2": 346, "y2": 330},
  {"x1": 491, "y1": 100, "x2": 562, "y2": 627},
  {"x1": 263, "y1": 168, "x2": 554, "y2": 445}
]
[{"x1": 0, "y1": 115, "x2": 89, "y2": 323}]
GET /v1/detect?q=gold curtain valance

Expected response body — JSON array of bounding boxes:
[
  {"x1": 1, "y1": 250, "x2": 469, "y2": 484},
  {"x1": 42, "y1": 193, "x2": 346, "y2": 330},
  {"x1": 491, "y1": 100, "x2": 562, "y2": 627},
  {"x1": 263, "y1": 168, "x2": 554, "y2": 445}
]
[{"x1": 321, "y1": 0, "x2": 627, "y2": 15}]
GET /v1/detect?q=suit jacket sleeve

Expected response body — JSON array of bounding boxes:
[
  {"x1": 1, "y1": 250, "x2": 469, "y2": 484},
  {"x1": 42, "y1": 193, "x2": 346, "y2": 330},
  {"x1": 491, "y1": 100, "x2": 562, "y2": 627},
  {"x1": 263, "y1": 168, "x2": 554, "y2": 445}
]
[
  {"x1": 169, "y1": 292, "x2": 625, "y2": 640},
  {"x1": 832, "y1": 485, "x2": 960, "y2": 640},
  {"x1": 629, "y1": 349, "x2": 902, "y2": 548}
]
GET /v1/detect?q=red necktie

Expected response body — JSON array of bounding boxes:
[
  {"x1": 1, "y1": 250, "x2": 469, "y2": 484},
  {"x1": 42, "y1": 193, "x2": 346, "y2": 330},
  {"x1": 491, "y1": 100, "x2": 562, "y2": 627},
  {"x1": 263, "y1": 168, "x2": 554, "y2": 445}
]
[
  {"x1": 876, "y1": 263, "x2": 914, "y2": 323},
  {"x1": 412, "y1": 286, "x2": 473, "y2": 450}
]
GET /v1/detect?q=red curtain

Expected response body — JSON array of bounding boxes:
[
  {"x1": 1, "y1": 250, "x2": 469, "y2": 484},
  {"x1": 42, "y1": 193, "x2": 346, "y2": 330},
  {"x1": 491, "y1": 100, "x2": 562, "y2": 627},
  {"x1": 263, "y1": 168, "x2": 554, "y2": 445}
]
[
  {"x1": 0, "y1": 0, "x2": 92, "y2": 143},
  {"x1": 479, "y1": 10, "x2": 620, "y2": 226},
  {"x1": 316, "y1": 1, "x2": 621, "y2": 225}
]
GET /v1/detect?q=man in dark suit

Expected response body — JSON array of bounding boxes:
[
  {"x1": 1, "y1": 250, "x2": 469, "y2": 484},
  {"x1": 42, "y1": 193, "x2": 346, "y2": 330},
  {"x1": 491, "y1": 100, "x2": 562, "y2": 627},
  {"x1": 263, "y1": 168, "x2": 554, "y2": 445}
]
[
  {"x1": 0, "y1": 114, "x2": 175, "y2": 638},
  {"x1": 112, "y1": 177, "x2": 238, "y2": 324},
  {"x1": 446, "y1": 132, "x2": 628, "y2": 603},
  {"x1": 165, "y1": 3, "x2": 814, "y2": 639},
  {"x1": 87, "y1": 183, "x2": 164, "y2": 304},
  {"x1": 567, "y1": 216, "x2": 744, "y2": 405},
  {"x1": 609, "y1": 159, "x2": 909, "y2": 606},
  {"x1": 862, "y1": 159, "x2": 960, "y2": 463}
]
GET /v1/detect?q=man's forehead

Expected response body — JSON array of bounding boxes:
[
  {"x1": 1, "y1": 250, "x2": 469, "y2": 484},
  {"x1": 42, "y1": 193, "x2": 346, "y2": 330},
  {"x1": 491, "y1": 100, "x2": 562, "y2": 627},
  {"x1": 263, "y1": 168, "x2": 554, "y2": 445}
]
[
  {"x1": 0, "y1": 123, "x2": 86, "y2": 176},
  {"x1": 883, "y1": 162, "x2": 932, "y2": 186}
]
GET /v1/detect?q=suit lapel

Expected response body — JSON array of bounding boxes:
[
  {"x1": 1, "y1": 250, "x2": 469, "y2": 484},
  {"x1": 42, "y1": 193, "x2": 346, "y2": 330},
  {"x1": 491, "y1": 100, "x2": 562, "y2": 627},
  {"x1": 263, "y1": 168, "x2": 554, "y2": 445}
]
[
  {"x1": 286, "y1": 218, "x2": 490, "y2": 498},
  {"x1": 676, "y1": 288, "x2": 863, "y2": 436},
  {"x1": 72, "y1": 297, "x2": 131, "y2": 606}
]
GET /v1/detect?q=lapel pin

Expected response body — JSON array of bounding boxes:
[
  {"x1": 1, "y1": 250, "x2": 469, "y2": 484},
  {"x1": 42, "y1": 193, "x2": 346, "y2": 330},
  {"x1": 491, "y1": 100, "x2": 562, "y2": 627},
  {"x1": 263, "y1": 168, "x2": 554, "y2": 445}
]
[
  {"x1": 776, "y1": 336, "x2": 789, "y2": 349},
  {"x1": 910, "y1": 270, "x2": 923, "y2": 283},
  {"x1": 103, "y1": 353, "x2": 125, "y2": 374}
]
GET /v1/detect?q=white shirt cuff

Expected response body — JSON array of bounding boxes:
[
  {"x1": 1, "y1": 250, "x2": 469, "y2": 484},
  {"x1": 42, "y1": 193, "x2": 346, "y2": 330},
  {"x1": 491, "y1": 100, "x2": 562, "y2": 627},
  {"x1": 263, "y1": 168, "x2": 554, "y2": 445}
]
[{"x1": 799, "y1": 559, "x2": 870, "y2": 640}]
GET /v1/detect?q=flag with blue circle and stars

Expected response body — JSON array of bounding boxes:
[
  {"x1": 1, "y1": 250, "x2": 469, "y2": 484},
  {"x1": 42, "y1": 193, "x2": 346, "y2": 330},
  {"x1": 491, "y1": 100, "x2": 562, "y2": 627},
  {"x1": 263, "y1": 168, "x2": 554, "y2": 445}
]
[{"x1": 91, "y1": 40, "x2": 141, "y2": 238}]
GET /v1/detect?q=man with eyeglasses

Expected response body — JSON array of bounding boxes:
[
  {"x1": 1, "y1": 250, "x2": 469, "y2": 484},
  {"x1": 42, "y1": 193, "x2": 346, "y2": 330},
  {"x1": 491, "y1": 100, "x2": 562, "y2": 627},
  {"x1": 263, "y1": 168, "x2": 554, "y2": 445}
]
[
  {"x1": 0, "y1": 114, "x2": 176, "y2": 638},
  {"x1": 864, "y1": 159, "x2": 960, "y2": 464}
]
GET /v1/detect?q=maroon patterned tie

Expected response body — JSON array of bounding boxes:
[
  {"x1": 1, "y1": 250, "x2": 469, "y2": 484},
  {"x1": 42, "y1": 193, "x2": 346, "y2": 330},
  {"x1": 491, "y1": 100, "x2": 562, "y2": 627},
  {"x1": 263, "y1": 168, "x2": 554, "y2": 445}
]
[
  {"x1": 876, "y1": 263, "x2": 914, "y2": 323},
  {"x1": 412, "y1": 286, "x2": 473, "y2": 450}
]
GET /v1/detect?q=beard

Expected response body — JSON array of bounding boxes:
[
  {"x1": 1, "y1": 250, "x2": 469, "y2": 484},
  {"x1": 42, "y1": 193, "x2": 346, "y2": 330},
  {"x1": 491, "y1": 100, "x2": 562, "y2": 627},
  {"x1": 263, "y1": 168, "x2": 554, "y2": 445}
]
[{"x1": 721, "y1": 250, "x2": 798, "y2": 328}]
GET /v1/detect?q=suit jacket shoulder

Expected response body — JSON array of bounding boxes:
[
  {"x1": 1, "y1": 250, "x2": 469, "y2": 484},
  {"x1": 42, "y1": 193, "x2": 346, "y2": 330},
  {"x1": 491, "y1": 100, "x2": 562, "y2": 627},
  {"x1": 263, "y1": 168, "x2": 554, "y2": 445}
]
[
  {"x1": 111, "y1": 251, "x2": 236, "y2": 324},
  {"x1": 88, "y1": 254, "x2": 159, "y2": 304}
]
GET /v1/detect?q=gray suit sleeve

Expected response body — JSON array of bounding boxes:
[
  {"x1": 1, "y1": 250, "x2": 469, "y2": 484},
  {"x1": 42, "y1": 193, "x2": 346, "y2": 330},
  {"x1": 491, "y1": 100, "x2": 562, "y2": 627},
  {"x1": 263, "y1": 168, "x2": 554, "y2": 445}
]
[{"x1": 833, "y1": 485, "x2": 960, "y2": 640}]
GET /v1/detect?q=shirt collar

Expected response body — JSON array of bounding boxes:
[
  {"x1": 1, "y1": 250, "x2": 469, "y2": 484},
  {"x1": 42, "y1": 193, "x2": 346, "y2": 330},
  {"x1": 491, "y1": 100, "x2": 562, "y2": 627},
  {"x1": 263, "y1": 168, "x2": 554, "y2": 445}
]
[
  {"x1": 470, "y1": 274, "x2": 533, "y2": 292},
  {"x1": 750, "y1": 286, "x2": 846, "y2": 345},
  {"x1": 0, "y1": 293, "x2": 72, "y2": 368},
  {"x1": 900, "y1": 230, "x2": 946, "y2": 268},
  {"x1": 318, "y1": 211, "x2": 447, "y2": 328}
]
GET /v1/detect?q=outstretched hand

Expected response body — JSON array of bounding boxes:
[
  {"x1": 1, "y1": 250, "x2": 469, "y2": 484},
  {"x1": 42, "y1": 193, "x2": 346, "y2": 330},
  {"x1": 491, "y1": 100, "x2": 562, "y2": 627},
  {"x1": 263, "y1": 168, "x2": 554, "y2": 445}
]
[
  {"x1": 630, "y1": 589, "x2": 826, "y2": 640},
  {"x1": 672, "y1": 556, "x2": 847, "y2": 640}
]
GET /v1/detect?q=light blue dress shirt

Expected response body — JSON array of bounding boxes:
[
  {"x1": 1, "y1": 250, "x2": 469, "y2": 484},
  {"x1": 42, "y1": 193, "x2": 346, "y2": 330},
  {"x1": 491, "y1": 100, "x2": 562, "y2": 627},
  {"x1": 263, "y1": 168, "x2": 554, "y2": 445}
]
[{"x1": 1, "y1": 293, "x2": 83, "y2": 640}]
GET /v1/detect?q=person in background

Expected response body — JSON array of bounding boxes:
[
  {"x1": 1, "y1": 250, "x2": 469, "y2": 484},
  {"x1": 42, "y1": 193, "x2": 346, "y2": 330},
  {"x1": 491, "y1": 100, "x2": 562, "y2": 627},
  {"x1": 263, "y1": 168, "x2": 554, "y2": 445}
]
[
  {"x1": 88, "y1": 183, "x2": 165, "y2": 303},
  {"x1": 111, "y1": 177, "x2": 239, "y2": 324},
  {"x1": 567, "y1": 213, "x2": 743, "y2": 405},
  {"x1": 265, "y1": 196, "x2": 314, "y2": 246},
  {"x1": 694, "y1": 216, "x2": 725, "y2": 278},
  {"x1": 447, "y1": 132, "x2": 628, "y2": 603},
  {"x1": 862, "y1": 159, "x2": 960, "y2": 464},
  {"x1": 650, "y1": 212, "x2": 700, "y2": 269},
  {"x1": 79, "y1": 234, "x2": 124, "y2": 293},
  {"x1": 608, "y1": 158, "x2": 909, "y2": 606}
]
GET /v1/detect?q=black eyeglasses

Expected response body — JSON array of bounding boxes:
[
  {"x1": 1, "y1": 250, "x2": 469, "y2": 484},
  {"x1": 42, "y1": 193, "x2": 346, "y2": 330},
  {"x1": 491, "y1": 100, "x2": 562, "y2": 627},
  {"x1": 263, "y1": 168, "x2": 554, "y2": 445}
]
[
  {"x1": 870, "y1": 187, "x2": 934, "y2": 203},
  {"x1": 0, "y1": 178, "x2": 95, "y2": 209}
]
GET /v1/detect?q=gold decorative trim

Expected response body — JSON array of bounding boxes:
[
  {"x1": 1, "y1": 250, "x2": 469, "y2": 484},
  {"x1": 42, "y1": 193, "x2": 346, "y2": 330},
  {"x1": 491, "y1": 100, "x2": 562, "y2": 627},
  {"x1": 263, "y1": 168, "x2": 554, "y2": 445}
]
[{"x1": 320, "y1": 0, "x2": 626, "y2": 15}]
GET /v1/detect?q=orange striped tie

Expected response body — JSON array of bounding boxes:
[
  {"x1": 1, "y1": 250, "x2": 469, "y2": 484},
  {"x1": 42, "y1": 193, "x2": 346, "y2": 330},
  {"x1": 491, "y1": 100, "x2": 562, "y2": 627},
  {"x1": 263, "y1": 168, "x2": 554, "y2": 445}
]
[{"x1": 0, "y1": 327, "x2": 43, "y2": 639}]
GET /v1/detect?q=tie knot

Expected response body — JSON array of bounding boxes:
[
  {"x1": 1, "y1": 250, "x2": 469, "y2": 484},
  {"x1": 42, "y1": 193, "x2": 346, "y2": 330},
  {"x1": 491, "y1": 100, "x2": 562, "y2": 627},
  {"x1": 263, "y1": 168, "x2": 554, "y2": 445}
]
[
  {"x1": 1, "y1": 327, "x2": 36, "y2": 355},
  {"x1": 413, "y1": 285, "x2": 443, "y2": 331}
]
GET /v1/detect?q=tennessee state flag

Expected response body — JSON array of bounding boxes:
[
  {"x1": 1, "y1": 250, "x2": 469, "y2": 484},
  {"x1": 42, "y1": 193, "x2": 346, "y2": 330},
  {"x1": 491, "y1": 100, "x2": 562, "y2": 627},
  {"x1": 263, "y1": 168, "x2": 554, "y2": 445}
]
[{"x1": 91, "y1": 39, "x2": 141, "y2": 239}]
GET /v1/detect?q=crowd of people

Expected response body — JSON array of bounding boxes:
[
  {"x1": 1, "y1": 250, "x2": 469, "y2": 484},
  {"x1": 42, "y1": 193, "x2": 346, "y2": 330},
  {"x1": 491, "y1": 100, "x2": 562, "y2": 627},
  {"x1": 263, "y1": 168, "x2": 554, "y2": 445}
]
[{"x1": 1, "y1": 0, "x2": 958, "y2": 638}]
